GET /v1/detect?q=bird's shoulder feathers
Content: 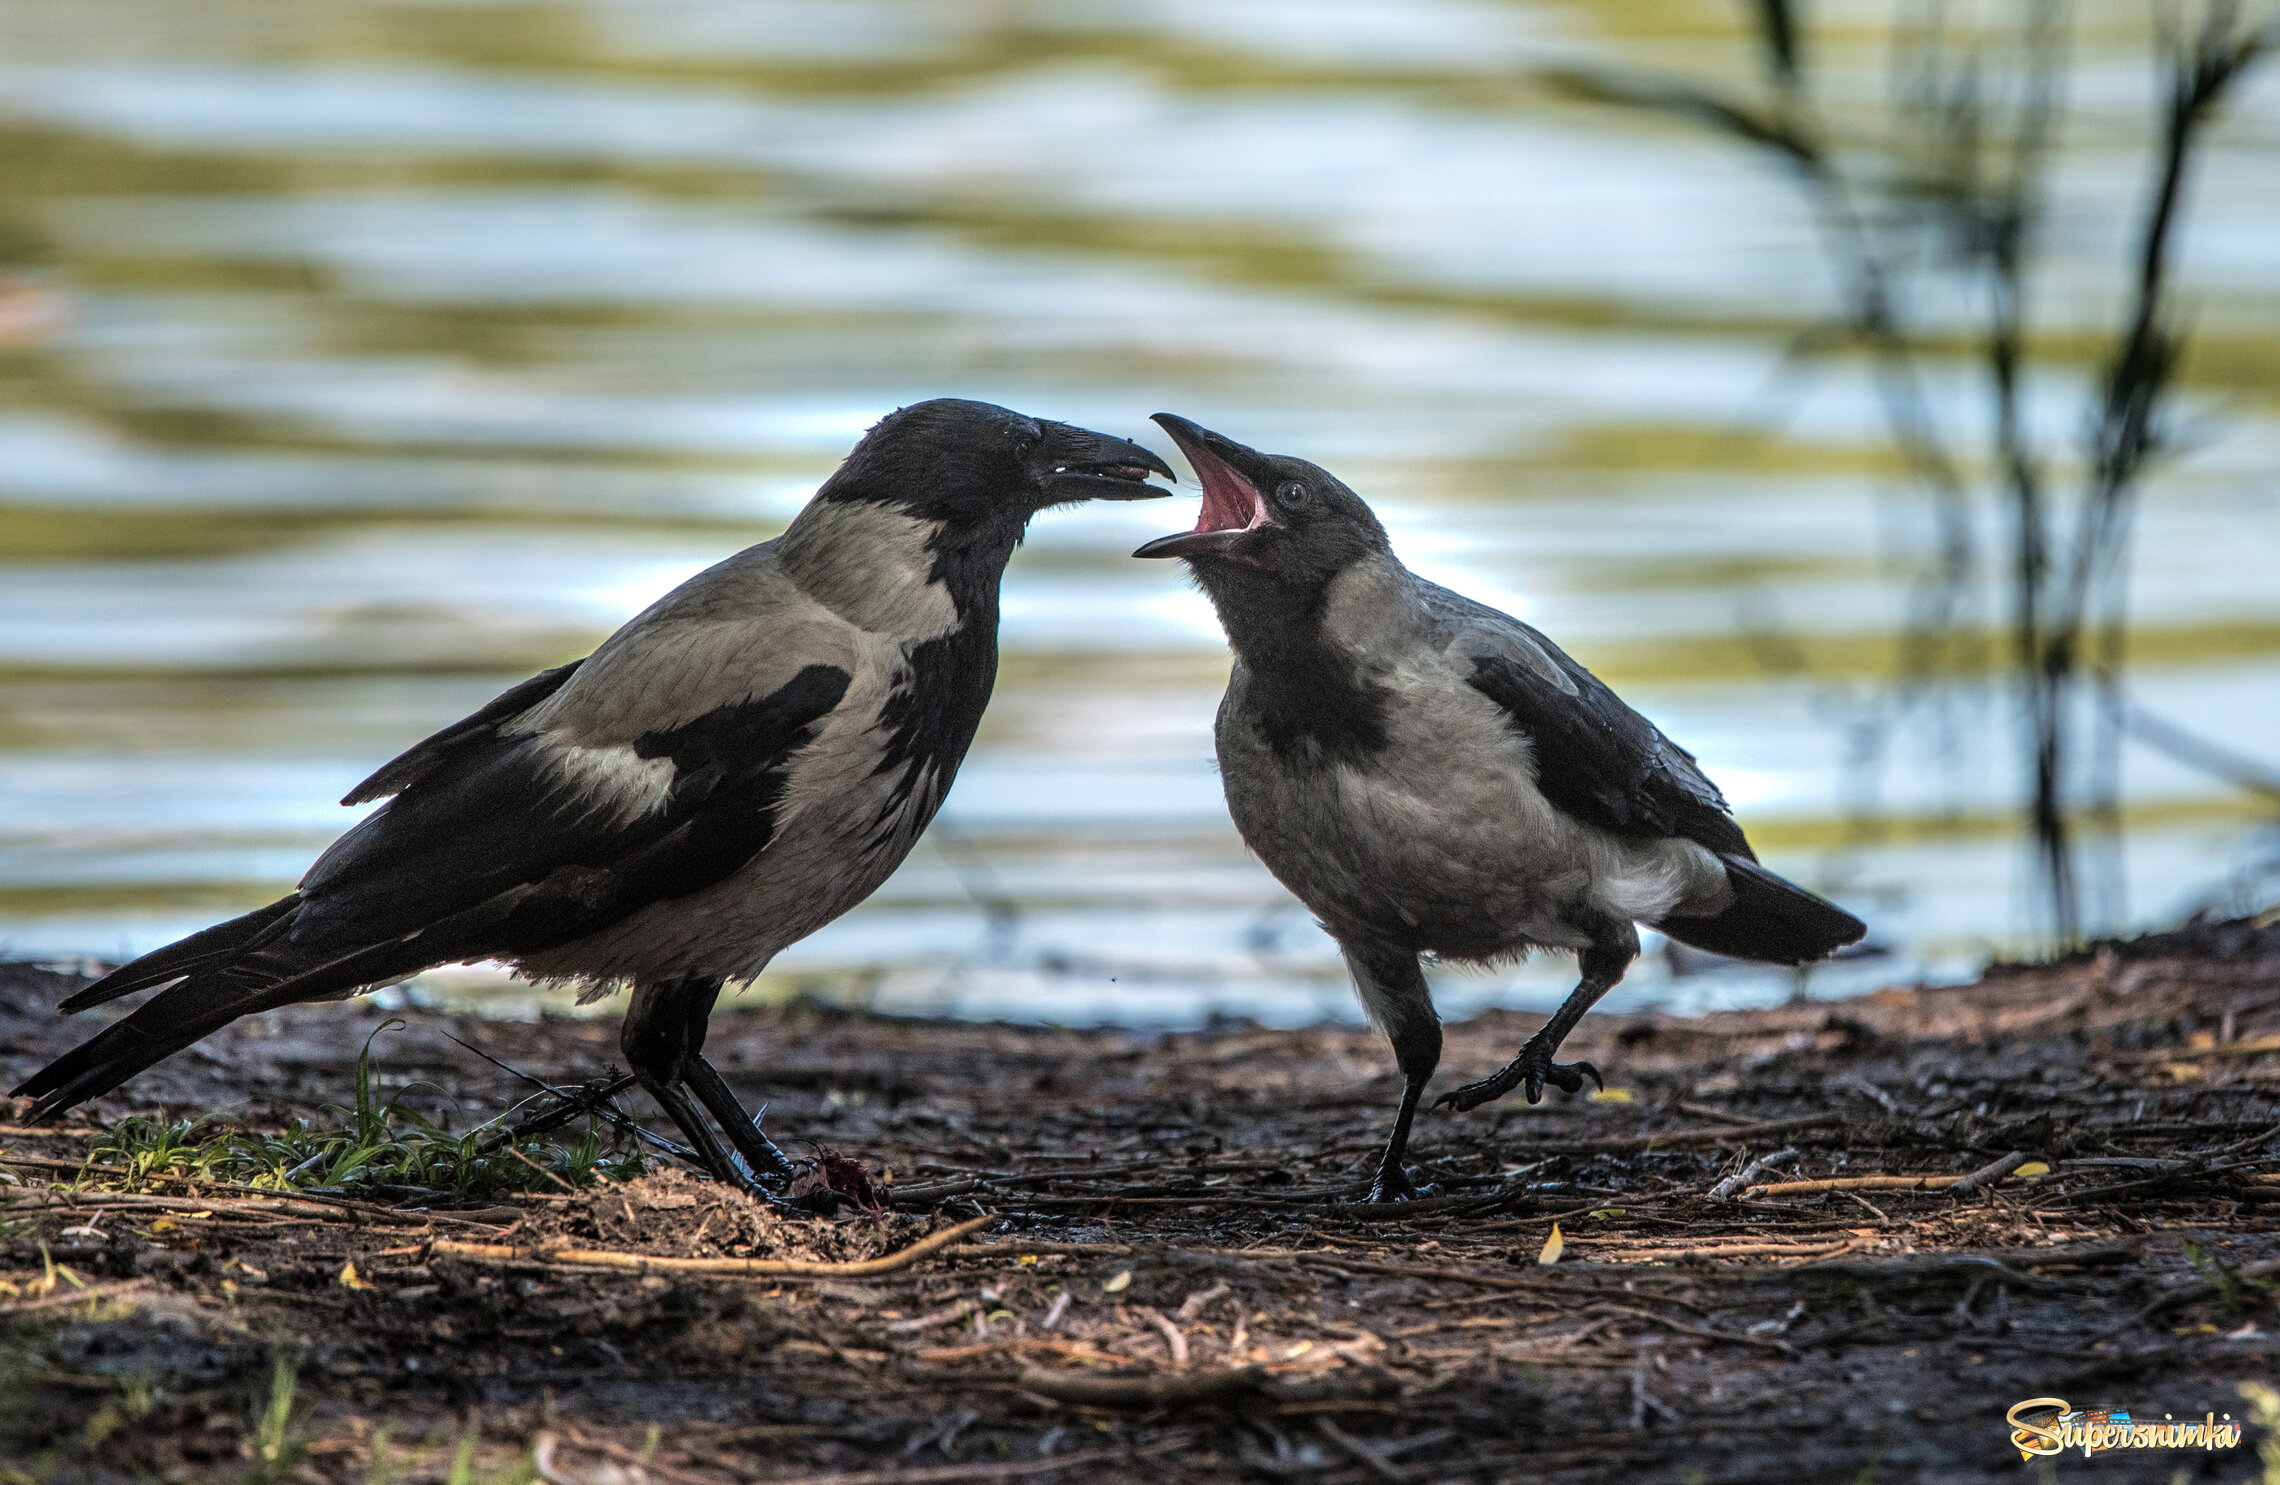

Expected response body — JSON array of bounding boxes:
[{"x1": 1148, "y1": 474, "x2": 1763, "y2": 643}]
[{"x1": 1419, "y1": 580, "x2": 1750, "y2": 859}]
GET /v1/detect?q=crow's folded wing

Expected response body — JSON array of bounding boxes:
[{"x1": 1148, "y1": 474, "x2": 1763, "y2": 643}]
[
  {"x1": 18, "y1": 647, "x2": 860, "y2": 1117},
  {"x1": 291, "y1": 659, "x2": 855, "y2": 968},
  {"x1": 340, "y1": 662, "x2": 584, "y2": 806},
  {"x1": 1425, "y1": 583, "x2": 1752, "y2": 859}
]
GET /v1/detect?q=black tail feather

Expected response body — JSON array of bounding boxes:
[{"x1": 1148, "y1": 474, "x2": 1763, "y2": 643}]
[
  {"x1": 15, "y1": 964, "x2": 297, "y2": 1116},
  {"x1": 1655, "y1": 854, "x2": 1865, "y2": 966},
  {"x1": 57, "y1": 894, "x2": 304, "y2": 1013},
  {"x1": 15, "y1": 919, "x2": 442, "y2": 1121}
]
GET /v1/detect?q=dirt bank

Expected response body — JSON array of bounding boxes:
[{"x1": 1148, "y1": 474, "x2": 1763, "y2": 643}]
[{"x1": 4, "y1": 921, "x2": 2279, "y2": 1483}]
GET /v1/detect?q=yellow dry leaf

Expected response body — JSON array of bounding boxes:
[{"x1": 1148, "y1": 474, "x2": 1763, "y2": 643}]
[
  {"x1": 1538, "y1": 1223, "x2": 1565, "y2": 1265},
  {"x1": 2015, "y1": 1161, "x2": 2051, "y2": 1178},
  {"x1": 1588, "y1": 1087, "x2": 1634, "y2": 1104},
  {"x1": 148, "y1": 1218, "x2": 178, "y2": 1234},
  {"x1": 1101, "y1": 1270, "x2": 1132, "y2": 1294},
  {"x1": 1017, "y1": 1255, "x2": 1039, "y2": 1267},
  {"x1": 338, "y1": 1260, "x2": 370, "y2": 1291}
]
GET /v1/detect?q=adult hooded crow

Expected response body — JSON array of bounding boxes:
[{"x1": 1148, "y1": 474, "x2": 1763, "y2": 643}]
[
  {"x1": 15, "y1": 398, "x2": 1171, "y2": 1195},
  {"x1": 1137, "y1": 415, "x2": 1863, "y2": 1202}
]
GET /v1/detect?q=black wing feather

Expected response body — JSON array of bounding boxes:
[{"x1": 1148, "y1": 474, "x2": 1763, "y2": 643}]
[
  {"x1": 341, "y1": 661, "x2": 584, "y2": 806},
  {"x1": 55, "y1": 893, "x2": 304, "y2": 1013},
  {"x1": 1464, "y1": 626, "x2": 1865, "y2": 964},
  {"x1": 13, "y1": 662, "x2": 853, "y2": 1119},
  {"x1": 293, "y1": 663, "x2": 852, "y2": 954},
  {"x1": 1466, "y1": 642, "x2": 1752, "y2": 859}
]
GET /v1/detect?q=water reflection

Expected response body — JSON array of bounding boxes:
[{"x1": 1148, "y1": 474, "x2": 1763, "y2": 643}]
[{"x1": 1, "y1": 0, "x2": 2275, "y2": 1027}]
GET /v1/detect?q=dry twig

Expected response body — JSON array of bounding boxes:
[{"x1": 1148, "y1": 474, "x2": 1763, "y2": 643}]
[{"x1": 433, "y1": 1213, "x2": 996, "y2": 1279}]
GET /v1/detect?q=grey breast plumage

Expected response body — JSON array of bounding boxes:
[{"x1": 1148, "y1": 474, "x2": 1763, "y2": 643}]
[
  {"x1": 507, "y1": 502, "x2": 970, "y2": 989},
  {"x1": 1213, "y1": 553, "x2": 1735, "y2": 962}
]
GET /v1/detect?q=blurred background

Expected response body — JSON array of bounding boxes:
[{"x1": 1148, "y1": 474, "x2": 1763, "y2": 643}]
[{"x1": 0, "y1": 0, "x2": 2274, "y2": 1028}]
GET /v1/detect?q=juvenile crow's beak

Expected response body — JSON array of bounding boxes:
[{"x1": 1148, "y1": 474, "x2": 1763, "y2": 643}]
[
  {"x1": 1133, "y1": 413, "x2": 1274, "y2": 559},
  {"x1": 1037, "y1": 423, "x2": 1177, "y2": 504}
]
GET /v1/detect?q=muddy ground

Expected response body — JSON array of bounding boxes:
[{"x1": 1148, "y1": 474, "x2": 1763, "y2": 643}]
[{"x1": 5, "y1": 921, "x2": 2280, "y2": 1484}]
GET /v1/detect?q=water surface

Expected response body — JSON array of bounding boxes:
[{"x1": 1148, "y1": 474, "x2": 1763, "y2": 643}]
[{"x1": 2, "y1": 0, "x2": 2276, "y2": 1028}]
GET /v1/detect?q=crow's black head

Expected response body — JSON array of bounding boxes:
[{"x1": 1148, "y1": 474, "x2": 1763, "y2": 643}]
[
  {"x1": 1133, "y1": 414, "x2": 1390, "y2": 590},
  {"x1": 824, "y1": 398, "x2": 1172, "y2": 530}
]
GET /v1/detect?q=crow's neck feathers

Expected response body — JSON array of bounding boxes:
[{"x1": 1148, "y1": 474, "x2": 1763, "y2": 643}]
[
  {"x1": 786, "y1": 467, "x2": 1032, "y2": 638},
  {"x1": 780, "y1": 473, "x2": 1025, "y2": 840},
  {"x1": 1201, "y1": 553, "x2": 1406, "y2": 764}
]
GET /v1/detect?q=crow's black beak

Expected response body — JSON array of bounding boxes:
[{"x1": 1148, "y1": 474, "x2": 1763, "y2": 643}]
[
  {"x1": 1037, "y1": 423, "x2": 1177, "y2": 505},
  {"x1": 1133, "y1": 413, "x2": 1273, "y2": 559}
]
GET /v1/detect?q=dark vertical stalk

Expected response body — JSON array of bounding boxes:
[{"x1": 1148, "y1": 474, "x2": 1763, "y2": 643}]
[
  {"x1": 1549, "y1": 0, "x2": 2271, "y2": 954},
  {"x1": 1986, "y1": 0, "x2": 2073, "y2": 946},
  {"x1": 2066, "y1": 2, "x2": 2265, "y2": 927}
]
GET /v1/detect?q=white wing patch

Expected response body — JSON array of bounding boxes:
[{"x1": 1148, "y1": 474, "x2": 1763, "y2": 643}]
[{"x1": 531, "y1": 737, "x2": 676, "y2": 823}]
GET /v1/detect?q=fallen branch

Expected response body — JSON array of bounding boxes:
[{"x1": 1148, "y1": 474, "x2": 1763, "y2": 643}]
[
  {"x1": 1947, "y1": 1151, "x2": 2031, "y2": 1195},
  {"x1": 1746, "y1": 1151, "x2": 2032, "y2": 1198},
  {"x1": 1708, "y1": 1147, "x2": 1800, "y2": 1201},
  {"x1": 2042, "y1": 1156, "x2": 2274, "y2": 1206},
  {"x1": 433, "y1": 1213, "x2": 995, "y2": 1278},
  {"x1": 913, "y1": 1338, "x2": 1134, "y2": 1367}
]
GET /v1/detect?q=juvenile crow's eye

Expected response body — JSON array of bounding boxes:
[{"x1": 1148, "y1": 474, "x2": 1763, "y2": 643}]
[{"x1": 1276, "y1": 480, "x2": 1310, "y2": 509}]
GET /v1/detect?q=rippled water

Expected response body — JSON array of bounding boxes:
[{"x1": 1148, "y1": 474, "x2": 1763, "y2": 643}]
[{"x1": 1, "y1": 0, "x2": 2276, "y2": 1027}]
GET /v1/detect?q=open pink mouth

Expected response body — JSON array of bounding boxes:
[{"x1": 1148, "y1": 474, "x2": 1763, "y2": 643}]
[{"x1": 1161, "y1": 422, "x2": 1269, "y2": 536}]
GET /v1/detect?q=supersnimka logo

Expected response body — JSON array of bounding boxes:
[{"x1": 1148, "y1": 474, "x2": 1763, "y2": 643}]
[{"x1": 2005, "y1": 1397, "x2": 2243, "y2": 1460}]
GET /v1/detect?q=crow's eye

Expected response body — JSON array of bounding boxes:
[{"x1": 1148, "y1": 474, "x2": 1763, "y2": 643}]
[{"x1": 1275, "y1": 480, "x2": 1311, "y2": 510}]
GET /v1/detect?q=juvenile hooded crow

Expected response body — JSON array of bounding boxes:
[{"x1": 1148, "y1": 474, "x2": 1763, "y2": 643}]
[
  {"x1": 1137, "y1": 415, "x2": 1863, "y2": 1202},
  {"x1": 16, "y1": 399, "x2": 1171, "y2": 1195}
]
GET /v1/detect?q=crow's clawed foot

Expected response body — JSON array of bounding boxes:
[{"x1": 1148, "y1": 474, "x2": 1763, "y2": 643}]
[
  {"x1": 709, "y1": 1153, "x2": 802, "y2": 1209},
  {"x1": 1434, "y1": 1035, "x2": 1604, "y2": 1113},
  {"x1": 1363, "y1": 1168, "x2": 1435, "y2": 1204}
]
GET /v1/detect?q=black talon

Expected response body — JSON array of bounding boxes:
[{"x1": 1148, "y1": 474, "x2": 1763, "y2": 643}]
[
  {"x1": 1363, "y1": 1169, "x2": 1435, "y2": 1204},
  {"x1": 1437, "y1": 920, "x2": 1633, "y2": 1114},
  {"x1": 621, "y1": 975, "x2": 814, "y2": 1211},
  {"x1": 1523, "y1": 1052, "x2": 1602, "y2": 1103}
]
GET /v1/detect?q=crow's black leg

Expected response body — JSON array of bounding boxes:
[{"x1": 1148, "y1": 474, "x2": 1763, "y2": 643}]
[
  {"x1": 621, "y1": 977, "x2": 782, "y2": 1198},
  {"x1": 1436, "y1": 916, "x2": 1639, "y2": 1113},
  {"x1": 670, "y1": 978, "x2": 799, "y2": 1182},
  {"x1": 1346, "y1": 946, "x2": 1442, "y2": 1203},
  {"x1": 645, "y1": 1076, "x2": 752, "y2": 1183},
  {"x1": 684, "y1": 1058, "x2": 799, "y2": 1183}
]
